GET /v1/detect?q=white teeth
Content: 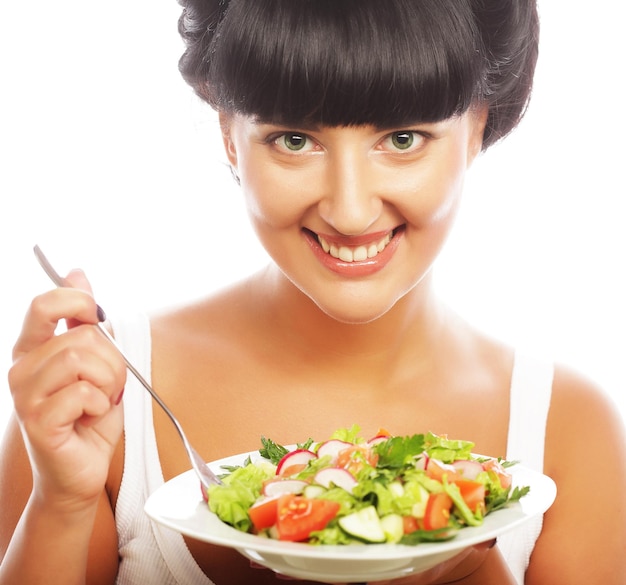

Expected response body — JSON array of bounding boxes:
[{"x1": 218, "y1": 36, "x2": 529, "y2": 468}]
[
  {"x1": 317, "y1": 232, "x2": 393, "y2": 263},
  {"x1": 353, "y1": 246, "x2": 368, "y2": 262},
  {"x1": 338, "y1": 247, "x2": 353, "y2": 262}
]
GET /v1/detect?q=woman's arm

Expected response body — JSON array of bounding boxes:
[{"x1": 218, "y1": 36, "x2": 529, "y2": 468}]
[
  {"x1": 526, "y1": 366, "x2": 626, "y2": 584},
  {"x1": 0, "y1": 417, "x2": 119, "y2": 585},
  {"x1": 0, "y1": 274, "x2": 126, "y2": 584}
]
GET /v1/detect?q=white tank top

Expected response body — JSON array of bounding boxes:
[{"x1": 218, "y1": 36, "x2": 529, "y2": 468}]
[{"x1": 113, "y1": 312, "x2": 552, "y2": 584}]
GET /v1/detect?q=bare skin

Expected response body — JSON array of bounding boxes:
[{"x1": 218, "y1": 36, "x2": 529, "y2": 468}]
[
  {"x1": 1, "y1": 113, "x2": 625, "y2": 584},
  {"x1": 1, "y1": 267, "x2": 625, "y2": 584}
]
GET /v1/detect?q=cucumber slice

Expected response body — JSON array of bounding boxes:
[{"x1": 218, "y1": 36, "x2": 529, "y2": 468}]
[
  {"x1": 338, "y1": 506, "x2": 386, "y2": 543},
  {"x1": 380, "y1": 513, "x2": 404, "y2": 543},
  {"x1": 303, "y1": 485, "x2": 326, "y2": 499}
]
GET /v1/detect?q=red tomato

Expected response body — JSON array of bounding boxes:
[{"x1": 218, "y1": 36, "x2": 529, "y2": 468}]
[
  {"x1": 336, "y1": 445, "x2": 379, "y2": 475},
  {"x1": 402, "y1": 515, "x2": 420, "y2": 534},
  {"x1": 277, "y1": 463, "x2": 308, "y2": 477},
  {"x1": 373, "y1": 427, "x2": 392, "y2": 438},
  {"x1": 248, "y1": 497, "x2": 279, "y2": 531},
  {"x1": 276, "y1": 494, "x2": 340, "y2": 542},
  {"x1": 455, "y1": 480, "x2": 486, "y2": 513},
  {"x1": 423, "y1": 493, "x2": 453, "y2": 531},
  {"x1": 482, "y1": 458, "x2": 512, "y2": 490},
  {"x1": 425, "y1": 458, "x2": 462, "y2": 483}
]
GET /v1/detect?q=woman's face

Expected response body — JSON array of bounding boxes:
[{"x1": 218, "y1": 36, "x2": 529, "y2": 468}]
[{"x1": 221, "y1": 109, "x2": 487, "y2": 324}]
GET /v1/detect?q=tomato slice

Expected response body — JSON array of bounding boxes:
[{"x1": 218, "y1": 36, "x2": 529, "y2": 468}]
[
  {"x1": 336, "y1": 445, "x2": 379, "y2": 475},
  {"x1": 402, "y1": 515, "x2": 420, "y2": 534},
  {"x1": 455, "y1": 479, "x2": 486, "y2": 513},
  {"x1": 425, "y1": 458, "x2": 461, "y2": 483},
  {"x1": 248, "y1": 497, "x2": 279, "y2": 531},
  {"x1": 276, "y1": 494, "x2": 341, "y2": 542},
  {"x1": 482, "y1": 458, "x2": 512, "y2": 490},
  {"x1": 277, "y1": 463, "x2": 308, "y2": 477},
  {"x1": 423, "y1": 493, "x2": 453, "y2": 531}
]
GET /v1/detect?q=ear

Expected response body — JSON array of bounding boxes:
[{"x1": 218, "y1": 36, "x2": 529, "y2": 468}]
[
  {"x1": 466, "y1": 104, "x2": 489, "y2": 166},
  {"x1": 219, "y1": 112, "x2": 238, "y2": 169}
]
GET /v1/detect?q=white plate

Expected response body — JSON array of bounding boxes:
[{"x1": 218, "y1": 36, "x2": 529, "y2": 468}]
[{"x1": 145, "y1": 450, "x2": 556, "y2": 583}]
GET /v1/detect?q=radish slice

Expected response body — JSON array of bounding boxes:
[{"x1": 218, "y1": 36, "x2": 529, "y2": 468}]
[
  {"x1": 263, "y1": 479, "x2": 308, "y2": 497},
  {"x1": 451, "y1": 459, "x2": 484, "y2": 480},
  {"x1": 413, "y1": 452, "x2": 428, "y2": 471},
  {"x1": 314, "y1": 467, "x2": 358, "y2": 494},
  {"x1": 366, "y1": 434, "x2": 389, "y2": 447},
  {"x1": 275, "y1": 449, "x2": 317, "y2": 475},
  {"x1": 316, "y1": 439, "x2": 353, "y2": 461}
]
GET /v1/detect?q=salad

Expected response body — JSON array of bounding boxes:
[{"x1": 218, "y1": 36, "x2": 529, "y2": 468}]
[{"x1": 206, "y1": 426, "x2": 530, "y2": 545}]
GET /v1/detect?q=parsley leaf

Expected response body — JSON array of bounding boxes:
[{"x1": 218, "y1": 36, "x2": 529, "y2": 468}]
[
  {"x1": 400, "y1": 527, "x2": 458, "y2": 545},
  {"x1": 258, "y1": 436, "x2": 289, "y2": 464},
  {"x1": 374, "y1": 434, "x2": 426, "y2": 469},
  {"x1": 488, "y1": 485, "x2": 531, "y2": 513}
]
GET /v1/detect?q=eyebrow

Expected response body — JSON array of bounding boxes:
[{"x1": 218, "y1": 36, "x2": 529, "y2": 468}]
[{"x1": 252, "y1": 117, "x2": 323, "y2": 132}]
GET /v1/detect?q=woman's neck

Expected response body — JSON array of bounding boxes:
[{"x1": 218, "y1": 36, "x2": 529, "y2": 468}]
[{"x1": 252, "y1": 264, "x2": 452, "y2": 366}]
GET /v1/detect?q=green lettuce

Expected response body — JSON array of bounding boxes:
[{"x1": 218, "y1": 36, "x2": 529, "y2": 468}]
[
  {"x1": 424, "y1": 432, "x2": 474, "y2": 463},
  {"x1": 207, "y1": 461, "x2": 275, "y2": 532}
]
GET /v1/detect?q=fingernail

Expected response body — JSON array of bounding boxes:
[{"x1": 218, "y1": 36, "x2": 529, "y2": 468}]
[
  {"x1": 115, "y1": 388, "x2": 125, "y2": 405},
  {"x1": 97, "y1": 304, "x2": 107, "y2": 322}
]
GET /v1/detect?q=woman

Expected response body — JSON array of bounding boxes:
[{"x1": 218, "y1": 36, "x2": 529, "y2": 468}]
[{"x1": 1, "y1": 1, "x2": 625, "y2": 584}]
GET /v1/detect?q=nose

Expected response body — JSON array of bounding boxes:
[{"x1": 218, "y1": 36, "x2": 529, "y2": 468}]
[{"x1": 317, "y1": 150, "x2": 382, "y2": 236}]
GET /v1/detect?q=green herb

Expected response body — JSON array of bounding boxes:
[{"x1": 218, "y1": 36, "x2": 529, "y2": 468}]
[
  {"x1": 400, "y1": 527, "x2": 458, "y2": 545},
  {"x1": 259, "y1": 436, "x2": 289, "y2": 464},
  {"x1": 298, "y1": 437, "x2": 315, "y2": 450},
  {"x1": 488, "y1": 485, "x2": 531, "y2": 513},
  {"x1": 374, "y1": 434, "x2": 426, "y2": 469}
]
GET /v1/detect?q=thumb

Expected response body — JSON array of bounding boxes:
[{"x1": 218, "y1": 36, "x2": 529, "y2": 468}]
[{"x1": 64, "y1": 268, "x2": 94, "y2": 294}]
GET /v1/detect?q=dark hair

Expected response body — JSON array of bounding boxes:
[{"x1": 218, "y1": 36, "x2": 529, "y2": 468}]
[{"x1": 177, "y1": 0, "x2": 539, "y2": 149}]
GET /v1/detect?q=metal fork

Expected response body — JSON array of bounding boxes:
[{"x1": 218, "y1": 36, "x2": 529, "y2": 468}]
[{"x1": 33, "y1": 245, "x2": 222, "y2": 492}]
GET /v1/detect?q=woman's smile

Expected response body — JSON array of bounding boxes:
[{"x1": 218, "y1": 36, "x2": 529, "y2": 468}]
[{"x1": 303, "y1": 226, "x2": 404, "y2": 277}]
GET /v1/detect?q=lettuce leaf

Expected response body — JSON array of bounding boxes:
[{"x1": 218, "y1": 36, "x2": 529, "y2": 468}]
[
  {"x1": 207, "y1": 461, "x2": 276, "y2": 532},
  {"x1": 330, "y1": 424, "x2": 363, "y2": 444},
  {"x1": 424, "y1": 432, "x2": 474, "y2": 463}
]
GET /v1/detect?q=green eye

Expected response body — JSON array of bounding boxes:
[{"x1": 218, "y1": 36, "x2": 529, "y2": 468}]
[
  {"x1": 391, "y1": 131, "x2": 415, "y2": 150},
  {"x1": 282, "y1": 133, "x2": 307, "y2": 151}
]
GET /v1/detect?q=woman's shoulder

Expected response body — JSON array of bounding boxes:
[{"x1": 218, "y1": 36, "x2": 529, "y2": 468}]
[
  {"x1": 550, "y1": 363, "x2": 623, "y2": 433},
  {"x1": 545, "y1": 361, "x2": 625, "y2": 473}
]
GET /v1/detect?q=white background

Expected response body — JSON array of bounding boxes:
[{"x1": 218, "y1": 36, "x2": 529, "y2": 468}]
[{"x1": 1, "y1": 1, "x2": 625, "y2": 437}]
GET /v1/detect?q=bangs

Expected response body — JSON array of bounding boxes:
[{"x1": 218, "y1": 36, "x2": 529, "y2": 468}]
[{"x1": 205, "y1": 0, "x2": 486, "y2": 128}]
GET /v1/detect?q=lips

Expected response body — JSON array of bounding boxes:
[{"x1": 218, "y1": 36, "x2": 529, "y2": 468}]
[
  {"x1": 304, "y1": 227, "x2": 404, "y2": 276},
  {"x1": 317, "y1": 232, "x2": 393, "y2": 263}
]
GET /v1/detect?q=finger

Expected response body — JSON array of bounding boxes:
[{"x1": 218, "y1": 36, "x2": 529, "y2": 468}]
[
  {"x1": 22, "y1": 380, "x2": 124, "y2": 499},
  {"x1": 24, "y1": 380, "x2": 115, "y2": 443},
  {"x1": 13, "y1": 288, "x2": 103, "y2": 358},
  {"x1": 10, "y1": 325, "x2": 126, "y2": 409},
  {"x1": 371, "y1": 545, "x2": 478, "y2": 585}
]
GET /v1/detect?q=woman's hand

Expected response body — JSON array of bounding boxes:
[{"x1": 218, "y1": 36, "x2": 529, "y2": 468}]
[
  {"x1": 251, "y1": 538, "x2": 515, "y2": 584},
  {"x1": 8, "y1": 270, "x2": 126, "y2": 511},
  {"x1": 365, "y1": 539, "x2": 516, "y2": 585}
]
